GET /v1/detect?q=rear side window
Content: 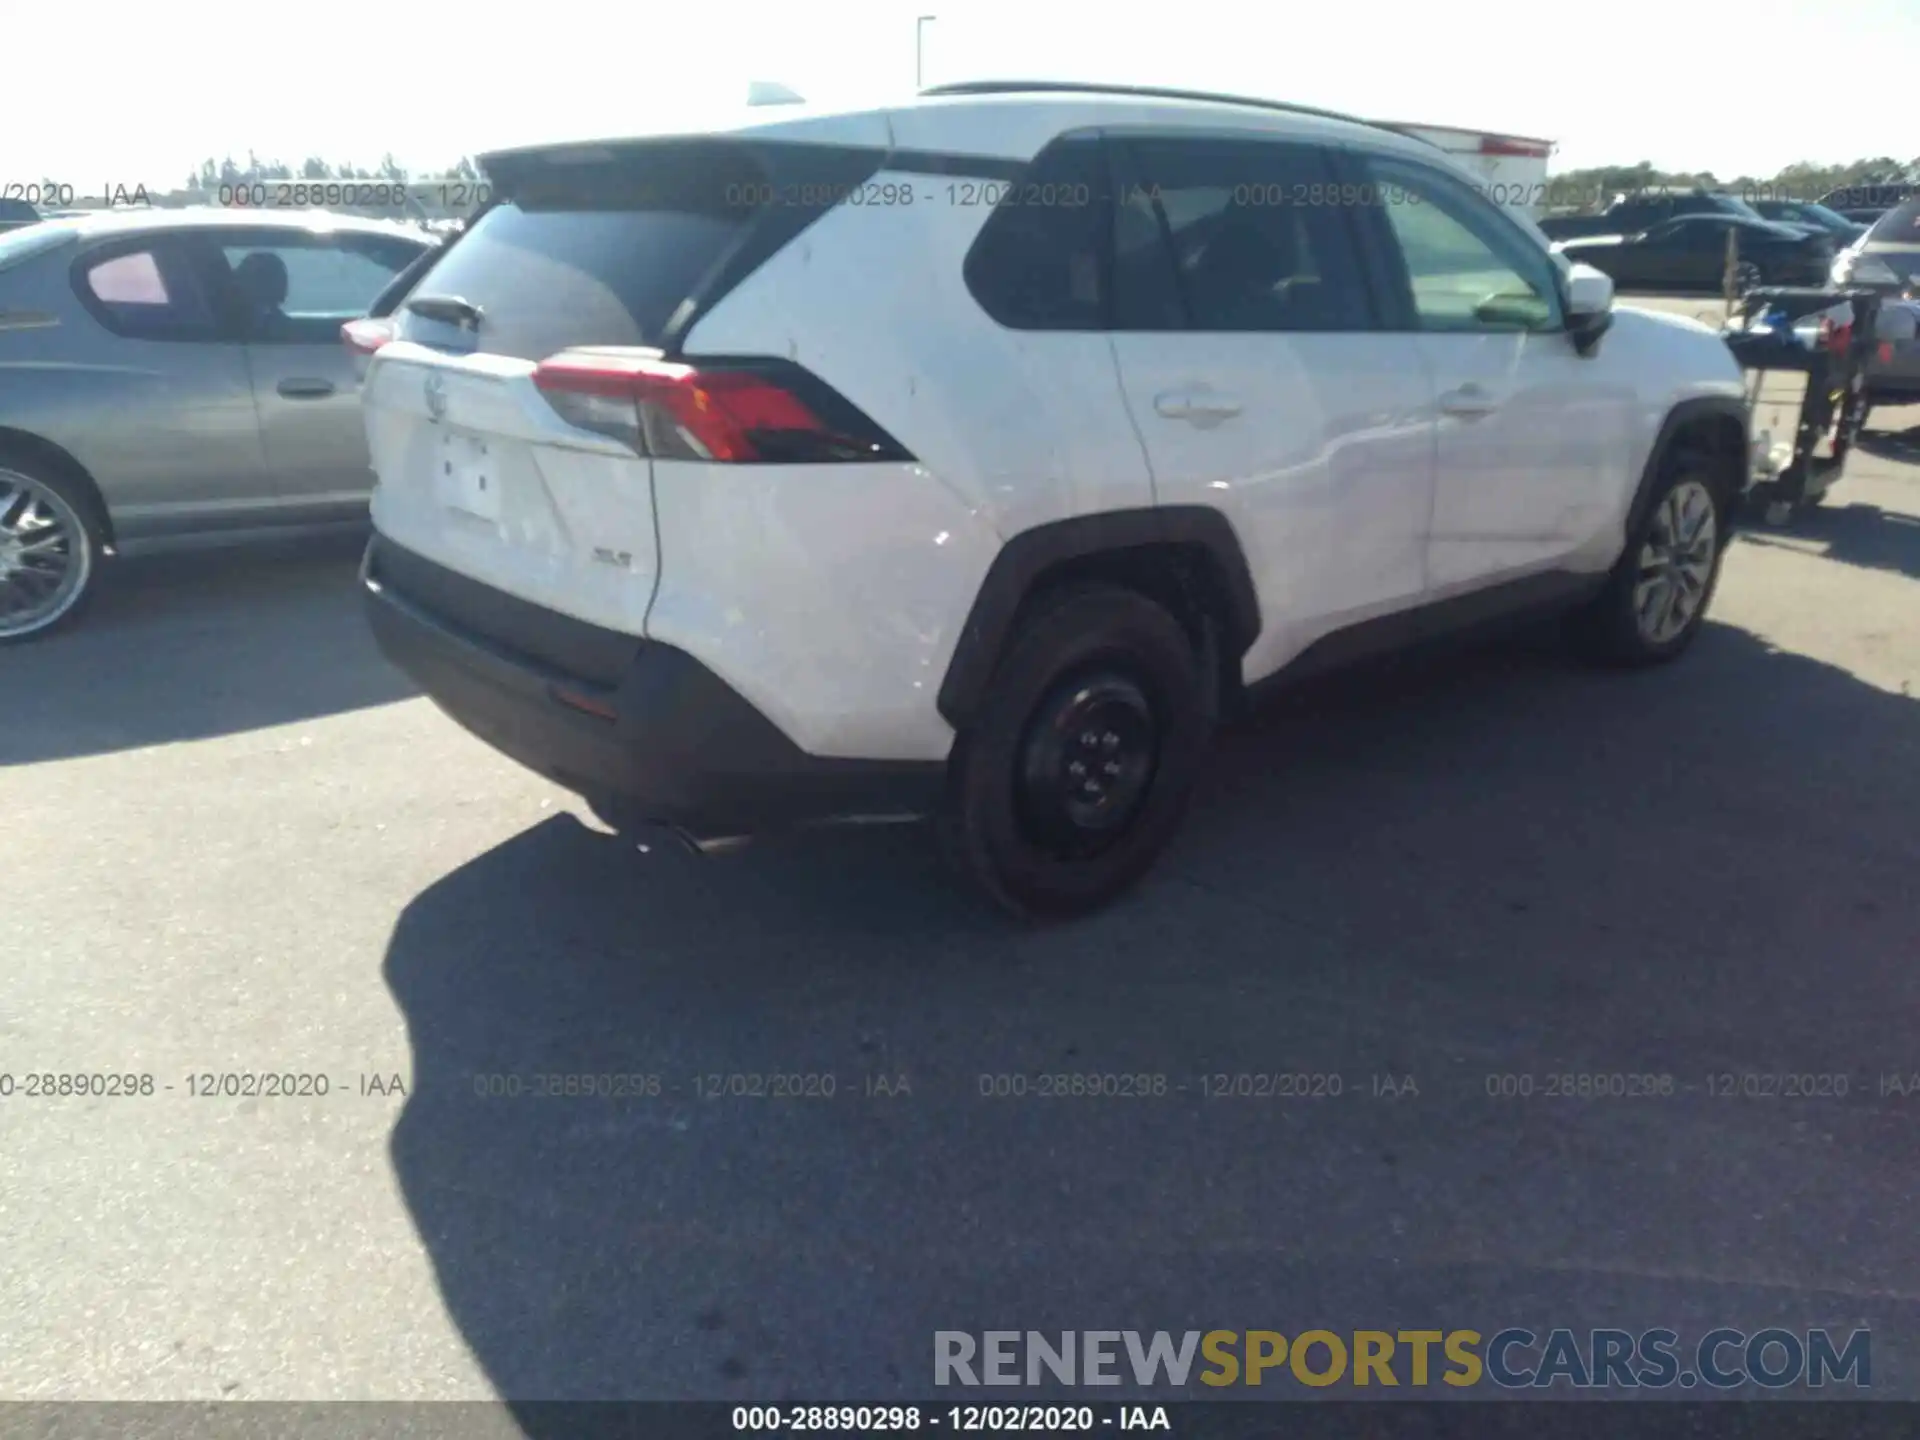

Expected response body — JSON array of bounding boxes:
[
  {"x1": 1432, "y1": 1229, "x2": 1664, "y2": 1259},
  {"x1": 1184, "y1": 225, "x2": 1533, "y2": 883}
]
[
  {"x1": 394, "y1": 141, "x2": 772, "y2": 361},
  {"x1": 963, "y1": 135, "x2": 1109, "y2": 330},
  {"x1": 74, "y1": 238, "x2": 221, "y2": 341},
  {"x1": 369, "y1": 239, "x2": 446, "y2": 318},
  {"x1": 216, "y1": 232, "x2": 424, "y2": 342},
  {"x1": 1114, "y1": 136, "x2": 1373, "y2": 333}
]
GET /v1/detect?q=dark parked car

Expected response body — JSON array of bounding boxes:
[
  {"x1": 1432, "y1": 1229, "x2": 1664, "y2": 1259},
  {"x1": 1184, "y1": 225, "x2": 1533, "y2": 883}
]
[
  {"x1": 0, "y1": 198, "x2": 41, "y2": 234},
  {"x1": 1537, "y1": 190, "x2": 1806, "y2": 243},
  {"x1": 1555, "y1": 214, "x2": 1835, "y2": 293},
  {"x1": 1818, "y1": 182, "x2": 1917, "y2": 225},
  {"x1": 1749, "y1": 198, "x2": 1867, "y2": 243}
]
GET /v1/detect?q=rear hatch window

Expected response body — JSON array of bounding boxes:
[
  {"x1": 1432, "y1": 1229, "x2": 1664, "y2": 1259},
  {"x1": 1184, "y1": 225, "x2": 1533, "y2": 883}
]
[{"x1": 392, "y1": 141, "x2": 778, "y2": 361}]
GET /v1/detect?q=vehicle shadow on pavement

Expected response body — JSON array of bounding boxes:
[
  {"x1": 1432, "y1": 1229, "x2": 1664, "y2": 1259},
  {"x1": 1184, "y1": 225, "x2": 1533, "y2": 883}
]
[
  {"x1": 0, "y1": 529, "x2": 414, "y2": 766},
  {"x1": 382, "y1": 619, "x2": 1920, "y2": 1413},
  {"x1": 1858, "y1": 425, "x2": 1920, "y2": 465},
  {"x1": 1735, "y1": 499, "x2": 1920, "y2": 582}
]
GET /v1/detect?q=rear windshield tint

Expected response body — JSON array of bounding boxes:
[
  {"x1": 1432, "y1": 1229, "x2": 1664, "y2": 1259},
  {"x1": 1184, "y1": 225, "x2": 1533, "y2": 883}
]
[{"x1": 395, "y1": 142, "x2": 768, "y2": 360}]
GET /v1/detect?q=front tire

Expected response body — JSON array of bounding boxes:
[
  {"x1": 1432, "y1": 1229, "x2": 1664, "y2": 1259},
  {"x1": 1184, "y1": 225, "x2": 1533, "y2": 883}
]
[
  {"x1": 938, "y1": 585, "x2": 1212, "y2": 921},
  {"x1": 0, "y1": 460, "x2": 102, "y2": 643},
  {"x1": 1570, "y1": 465, "x2": 1727, "y2": 666},
  {"x1": 1734, "y1": 260, "x2": 1765, "y2": 293}
]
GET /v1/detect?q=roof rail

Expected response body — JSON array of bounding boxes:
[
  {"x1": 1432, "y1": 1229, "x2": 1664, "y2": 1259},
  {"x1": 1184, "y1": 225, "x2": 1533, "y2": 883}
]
[{"x1": 917, "y1": 79, "x2": 1380, "y2": 131}]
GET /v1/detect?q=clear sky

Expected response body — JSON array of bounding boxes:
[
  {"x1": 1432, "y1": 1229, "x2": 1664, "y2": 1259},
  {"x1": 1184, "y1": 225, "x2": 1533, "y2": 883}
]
[{"x1": 5, "y1": 0, "x2": 1915, "y2": 189}]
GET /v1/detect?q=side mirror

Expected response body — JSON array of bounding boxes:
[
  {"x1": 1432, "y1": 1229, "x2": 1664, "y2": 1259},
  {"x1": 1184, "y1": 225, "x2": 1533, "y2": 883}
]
[{"x1": 1564, "y1": 263, "x2": 1614, "y2": 355}]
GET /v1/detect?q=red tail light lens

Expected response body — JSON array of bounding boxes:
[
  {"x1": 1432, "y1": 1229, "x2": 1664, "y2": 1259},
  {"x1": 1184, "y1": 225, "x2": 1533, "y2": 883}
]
[
  {"x1": 1480, "y1": 136, "x2": 1552, "y2": 159},
  {"x1": 342, "y1": 317, "x2": 397, "y2": 355},
  {"x1": 531, "y1": 350, "x2": 909, "y2": 464}
]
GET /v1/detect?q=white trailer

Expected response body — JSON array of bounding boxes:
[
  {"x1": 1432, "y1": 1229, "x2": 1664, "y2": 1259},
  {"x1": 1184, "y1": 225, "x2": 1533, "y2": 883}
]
[{"x1": 1373, "y1": 121, "x2": 1556, "y2": 218}]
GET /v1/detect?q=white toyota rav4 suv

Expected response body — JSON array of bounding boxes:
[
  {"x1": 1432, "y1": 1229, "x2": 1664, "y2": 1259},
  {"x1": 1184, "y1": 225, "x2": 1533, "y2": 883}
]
[{"x1": 354, "y1": 81, "x2": 1751, "y2": 919}]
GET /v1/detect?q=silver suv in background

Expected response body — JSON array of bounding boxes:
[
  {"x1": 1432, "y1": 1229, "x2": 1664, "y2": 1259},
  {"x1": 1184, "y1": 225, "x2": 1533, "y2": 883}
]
[
  {"x1": 1831, "y1": 200, "x2": 1920, "y2": 411},
  {"x1": 0, "y1": 210, "x2": 431, "y2": 640}
]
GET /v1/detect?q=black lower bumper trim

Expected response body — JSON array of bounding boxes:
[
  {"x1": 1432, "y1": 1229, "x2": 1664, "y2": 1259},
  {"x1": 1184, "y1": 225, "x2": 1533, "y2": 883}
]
[{"x1": 362, "y1": 536, "x2": 945, "y2": 841}]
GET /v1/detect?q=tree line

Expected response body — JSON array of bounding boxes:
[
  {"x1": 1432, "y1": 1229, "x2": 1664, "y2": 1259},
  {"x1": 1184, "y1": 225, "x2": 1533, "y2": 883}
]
[
  {"x1": 1546, "y1": 156, "x2": 1919, "y2": 211},
  {"x1": 179, "y1": 151, "x2": 1913, "y2": 204},
  {"x1": 181, "y1": 153, "x2": 484, "y2": 189},
  {"x1": 30, "y1": 148, "x2": 1902, "y2": 210}
]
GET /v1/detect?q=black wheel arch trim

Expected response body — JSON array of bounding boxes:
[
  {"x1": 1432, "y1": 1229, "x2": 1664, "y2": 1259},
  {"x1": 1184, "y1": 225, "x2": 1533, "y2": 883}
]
[
  {"x1": 0, "y1": 426, "x2": 113, "y2": 545},
  {"x1": 1627, "y1": 395, "x2": 1751, "y2": 537},
  {"x1": 936, "y1": 506, "x2": 1260, "y2": 730}
]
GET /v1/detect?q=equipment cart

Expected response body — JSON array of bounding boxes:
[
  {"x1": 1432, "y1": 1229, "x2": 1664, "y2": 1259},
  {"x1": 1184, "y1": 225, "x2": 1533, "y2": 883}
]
[{"x1": 1720, "y1": 286, "x2": 1883, "y2": 523}]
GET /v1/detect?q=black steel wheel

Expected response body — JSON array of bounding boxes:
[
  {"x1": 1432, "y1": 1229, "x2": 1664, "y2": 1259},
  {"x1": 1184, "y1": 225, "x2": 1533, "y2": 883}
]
[{"x1": 939, "y1": 585, "x2": 1212, "y2": 920}]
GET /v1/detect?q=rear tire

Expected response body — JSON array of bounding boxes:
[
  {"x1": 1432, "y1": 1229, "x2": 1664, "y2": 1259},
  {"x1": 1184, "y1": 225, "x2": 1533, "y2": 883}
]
[
  {"x1": 938, "y1": 585, "x2": 1212, "y2": 921},
  {"x1": 0, "y1": 458, "x2": 103, "y2": 644},
  {"x1": 1569, "y1": 463, "x2": 1727, "y2": 666}
]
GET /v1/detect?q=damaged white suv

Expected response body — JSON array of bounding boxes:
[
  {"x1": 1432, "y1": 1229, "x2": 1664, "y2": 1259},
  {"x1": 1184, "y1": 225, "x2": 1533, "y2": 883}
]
[{"x1": 354, "y1": 81, "x2": 1750, "y2": 919}]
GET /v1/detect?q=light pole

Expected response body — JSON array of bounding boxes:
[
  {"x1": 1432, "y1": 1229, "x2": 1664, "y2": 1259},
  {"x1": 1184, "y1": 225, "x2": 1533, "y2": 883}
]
[{"x1": 916, "y1": 15, "x2": 937, "y2": 91}]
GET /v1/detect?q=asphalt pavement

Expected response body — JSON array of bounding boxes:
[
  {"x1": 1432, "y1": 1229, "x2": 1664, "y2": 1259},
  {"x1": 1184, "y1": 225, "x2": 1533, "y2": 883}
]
[{"x1": 3, "y1": 326, "x2": 1919, "y2": 1408}]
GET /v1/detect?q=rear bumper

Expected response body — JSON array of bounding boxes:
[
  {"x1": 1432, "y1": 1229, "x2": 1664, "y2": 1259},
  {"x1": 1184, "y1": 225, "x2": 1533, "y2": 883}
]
[{"x1": 361, "y1": 535, "x2": 944, "y2": 841}]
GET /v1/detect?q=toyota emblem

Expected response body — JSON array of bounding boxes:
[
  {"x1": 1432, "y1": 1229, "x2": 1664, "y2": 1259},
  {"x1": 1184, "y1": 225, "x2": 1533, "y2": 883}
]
[{"x1": 424, "y1": 373, "x2": 447, "y2": 422}]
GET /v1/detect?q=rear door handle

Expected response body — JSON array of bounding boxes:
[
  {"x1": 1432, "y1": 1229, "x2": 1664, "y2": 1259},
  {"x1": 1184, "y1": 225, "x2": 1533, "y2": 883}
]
[
  {"x1": 1154, "y1": 388, "x2": 1244, "y2": 425},
  {"x1": 277, "y1": 377, "x2": 337, "y2": 399},
  {"x1": 1438, "y1": 383, "x2": 1498, "y2": 418}
]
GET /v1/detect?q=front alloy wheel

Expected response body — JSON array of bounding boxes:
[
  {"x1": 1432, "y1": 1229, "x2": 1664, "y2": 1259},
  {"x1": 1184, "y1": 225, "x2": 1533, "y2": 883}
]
[
  {"x1": 0, "y1": 468, "x2": 94, "y2": 642},
  {"x1": 1633, "y1": 479, "x2": 1718, "y2": 646}
]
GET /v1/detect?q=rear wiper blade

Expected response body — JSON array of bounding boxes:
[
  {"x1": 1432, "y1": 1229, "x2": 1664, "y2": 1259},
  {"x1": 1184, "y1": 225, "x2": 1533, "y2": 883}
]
[{"x1": 405, "y1": 293, "x2": 484, "y2": 330}]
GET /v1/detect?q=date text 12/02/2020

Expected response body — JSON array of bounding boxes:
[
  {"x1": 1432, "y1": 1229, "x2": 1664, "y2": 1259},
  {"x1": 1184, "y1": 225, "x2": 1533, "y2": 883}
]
[
  {"x1": 0, "y1": 1072, "x2": 406, "y2": 1098},
  {"x1": 730, "y1": 1405, "x2": 1172, "y2": 1432}
]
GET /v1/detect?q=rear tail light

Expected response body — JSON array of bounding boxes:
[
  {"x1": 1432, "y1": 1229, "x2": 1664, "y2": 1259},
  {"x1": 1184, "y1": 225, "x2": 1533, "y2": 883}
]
[
  {"x1": 530, "y1": 350, "x2": 911, "y2": 464},
  {"x1": 1480, "y1": 136, "x2": 1552, "y2": 158},
  {"x1": 342, "y1": 317, "x2": 397, "y2": 355}
]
